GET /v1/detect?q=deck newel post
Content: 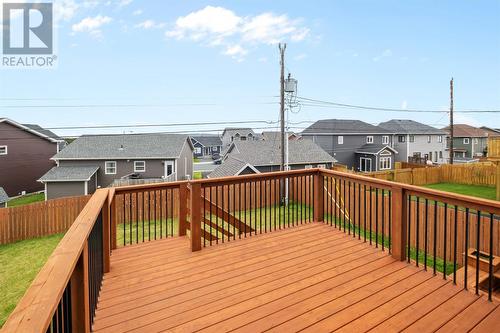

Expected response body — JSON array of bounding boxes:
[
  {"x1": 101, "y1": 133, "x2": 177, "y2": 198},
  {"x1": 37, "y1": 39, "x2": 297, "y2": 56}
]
[
  {"x1": 110, "y1": 195, "x2": 117, "y2": 250},
  {"x1": 391, "y1": 185, "x2": 407, "y2": 261},
  {"x1": 102, "y1": 189, "x2": 113, "y2": 273},
  {"x1": 313, "y1": 170, "x2": 324, "y2": 223},
  {"x1": 190, "y1": 182, "x2": 202, "y2": 251},
  {"x1": 70, "y1": 243, "x2": 90, "y2": 333},
  {"x1": 179, "y1": 183, "x2": 188, "y2": 236}
]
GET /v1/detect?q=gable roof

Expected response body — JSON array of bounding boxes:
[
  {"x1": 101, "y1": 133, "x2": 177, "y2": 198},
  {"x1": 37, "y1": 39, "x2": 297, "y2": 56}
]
[
  {"x1": 302, "y1": 119, "x2": 391, "y2": 135},
  {"x1": 53, "y1": 133, "x2": 193, "y2": 160},
  {"x1": 378, "y1": 119, "x2": 446, "y2": 135},
  {"x1": 221, "y1": 128, "x2": 256, "y2": 137},
  {"x1": 355, "y1": 144, "x2": 398, "y2": 155},
  {"x1": 191, "y1": 135, "x2": 222, "y2": 147},
  {"x1": 480, "y1": 126, "x2": 500, "y2": 137},
  {"x1": 39, "y1": 166, "x2": 99, "y2": 182},
  {"x1": 261, "y1": 131, "x2": 300, "y2": 141},
  {"x1": 208, "y1": 156, "x2": 259, "y2": 178},
  {"x1": 0, "y1": 187, "x2": 8, "y2": 204},
  {"x1": 0, "y1": 118, "x2": 63, "y2": 143},
  {"x1": 442, "y1": 124, "x2": 492, "y2": 138}
]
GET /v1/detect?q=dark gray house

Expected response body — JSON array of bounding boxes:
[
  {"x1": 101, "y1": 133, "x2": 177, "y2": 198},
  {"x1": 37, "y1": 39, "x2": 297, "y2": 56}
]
[
  {"x1": 39, "y1": 133, "x2": 194, "y2": 199},
  {"x1": 190, "y1": 135, "x2": 222, "y2": 158},
  {"x1": 209, "y1": 139, "x2": 336, "y2": 178},
  {"x1": 301, "y1": 119, "x2": 397, "y2": 172},
  {"x1": 379, "y1": 119, "x2": 448, "y2": 164},
  {"x1": 0, "y1": 187, "x2": 8, "y2": 208}
]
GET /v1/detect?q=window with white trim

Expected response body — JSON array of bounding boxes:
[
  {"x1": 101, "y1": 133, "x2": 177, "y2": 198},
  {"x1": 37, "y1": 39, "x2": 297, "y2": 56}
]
[
  {"x1": 305, "y1": 165, "x2": 313, "y2": 169},
  {"x1": 382, "y1": 136, "x2": 389, "y2": 144},
  {"x1": 194, "y1": 147, "x2": 202, "y2": 154},
  {"x1": 105, "y1": 161, "x2": 117, "y2": 175},
  {"x1": 338, "y1": 136, "x2": 343, "y2": 144},
  {"x1": 379, "y1": 156, "x2": 391, "y2": 170},
  {"x1": 366, "y1": 136, "x2": 374, "y2": 144},
  {"x1": 464, "y1": 138, "x2": 470, "y2": 144},
  {"x1": 427, "y1": 135, "x2": 431, "y2": 143},
  {"x1": 317, "y1": 164, "x2": 326, "y2": 169},
  {"x1": 409, "y1": 135, "x2": 415, "y2": 143},
  {"x1": 438, "y1": 135, "x2": 443, "y2": 143},
  {"x1": 0, "y1": 145, "x2": 7, "y2": 155},
  {"x1": 398, "y1": 135, "x2": 405, "y2": 143},
  {"x1": 134, "y1": 161, "x2": 146, "y2": 172}
]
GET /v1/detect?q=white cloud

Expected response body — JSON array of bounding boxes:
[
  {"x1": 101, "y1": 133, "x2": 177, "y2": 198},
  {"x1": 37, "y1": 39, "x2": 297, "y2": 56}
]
[
  {"x1": 373, "y1": 49, "x2": 393, "y2": 62},
  {"x1": 54, "y1": 0, "x2": 79, "y2": 22},
  {"x1": 132, "y1": 9, "x2": 143, "y2": 16},
  {"x1": 165, "y1": 6, "x2": 310, "y2": 61},
  {"x1": 134, "y1": 19, "x2": 165, "y2": 29},
  {"x1": 224, "y1": 44, "x2": 247, "y2": 61},
  {"x1": 117, "y1": 0, "x2": 133, "y2": 7},
  {"x1": 72, "y1": 15, "x2": 112, "y2": 38}
]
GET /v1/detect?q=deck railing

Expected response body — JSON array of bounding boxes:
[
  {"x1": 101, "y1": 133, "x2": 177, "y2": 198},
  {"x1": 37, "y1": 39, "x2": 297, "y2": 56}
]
[{"x1": 2, "y1": 168, "x2": 499, "y2": 333}]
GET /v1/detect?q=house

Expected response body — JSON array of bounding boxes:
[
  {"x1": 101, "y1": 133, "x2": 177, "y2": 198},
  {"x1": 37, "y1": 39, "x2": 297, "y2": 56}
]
[
  {"x1": 209, "y1": 139, "x2": 336, "y2": 178},
  {"x1": 261, "y1": 131, "x2": 301, "y2": 142},
  {"x1": 0, "y1": 187, "x2": 8, "y2": 208},
  {"x1": 443, "y1": 124, "x2": 492, "y2": 159},
  {"x1": 378, "y1": 119, "x2": 448, "y2": 164},
  {"x1": 190, "y1": 135, "x2": 223, "y2": 158},
  {"x1": 39, "y1": 133, "x2": 194, "y2": 199},
  {"x1": 221, "y1": 128, "x2": 258, "y2": 148},
  {"x1": 0, "y1": 118, "x2": 65, "y2": 197},
  {"x1": 301, "y1": 119, "x2": 397, "y2": 172}
]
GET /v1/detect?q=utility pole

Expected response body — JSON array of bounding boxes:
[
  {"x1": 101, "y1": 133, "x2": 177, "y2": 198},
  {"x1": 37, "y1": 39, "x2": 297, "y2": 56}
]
[
  {"x1": 279, "y1": 43, "x2": 286, "y2": 171},
  {"x1": 449, "y1": 78, "x2": 454, "y2": 164}
]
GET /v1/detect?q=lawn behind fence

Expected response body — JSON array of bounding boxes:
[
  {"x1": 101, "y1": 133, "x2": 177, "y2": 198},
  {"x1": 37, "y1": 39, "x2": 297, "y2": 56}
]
[{"x1": 423, "y1": 183, "x2": 497, "y2": 201}]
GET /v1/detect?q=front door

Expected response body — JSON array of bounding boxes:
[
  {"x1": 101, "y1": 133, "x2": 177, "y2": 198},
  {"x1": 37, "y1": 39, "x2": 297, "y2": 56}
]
[{"x1": 360, "y1": 157, "x2": 372, "y2": 172}]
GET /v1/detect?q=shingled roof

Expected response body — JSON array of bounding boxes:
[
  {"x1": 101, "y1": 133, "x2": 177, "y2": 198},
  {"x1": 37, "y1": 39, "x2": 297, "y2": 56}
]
[
  {"x1": 53, "y1": 133, "x2": 192, "y2": 160},
  {"x1": 442, "y1": 124, "x2": 493, "y2": 138},
  {"x1": 39, "y1": 166, "x2": 99, "y2": 182},
  {"x1": 302, "y1": 119, "x2": 391, "y2": 135},
  {"x1": 378, "y1": 119, "x2": 446, "y2": 135},
  {"x1": 191, "y1": 135, "x2": 222, "y2": 147},
  {"x1": 0, "y1": 118, "x2": 63, "y2": 143}
]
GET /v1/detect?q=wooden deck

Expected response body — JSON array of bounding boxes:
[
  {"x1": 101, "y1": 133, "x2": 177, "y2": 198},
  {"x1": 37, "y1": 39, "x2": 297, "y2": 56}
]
[{"x1": 92, "y1": 223, "x2": 499, "y2": 333}]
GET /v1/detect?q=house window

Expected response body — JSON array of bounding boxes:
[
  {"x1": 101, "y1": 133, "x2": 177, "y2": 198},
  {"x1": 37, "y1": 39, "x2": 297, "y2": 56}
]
[
  {"x1": 474, "y1": 138, "x2": 479, "y2": 144},
  {"x1": 194, "y1": 147, "x2": 202, "y2": 154},
  {"x1": 379, "y1": 157, "x2": 391, "y2": 170},
  {"x1": 464, "y1": 138, "x2": 470, "y2": 144},
  {"x1": 317, "y1": 164, "x2": 326, "y2": 169},
  {"x1": 409, "y1": 135, "x2": 415, "y2": 143},
  {"x1": 305, "y1": 165, "x2": 313, "y2": 169},
  {"x1": 427, "y1": 135, "x2": 431, "y2": 143},
  {"x1": 134, "y1": 161, "x2": 146, "y2": 173},
  {"x1": 105, "y1": 161, "x2": 117, "y2": 175},
  {"x1": 240, "y1": 136, "x2": 247, "y2": 141},
  {"x1": 429, "y1": 152, "x2": 432, "y2": 160},
  {"x1": 366, "y1": 136, "x2": 374, "y2": 144},
  {"x1": 434, "y1": 152, "x2": 438, "y2": 162},
  {"x1": 0, "y1": 145, "x2": 7, "y2": 155},
  {"x1": 438, "y1": 135, "x2": 443, "y2": 143},
  {"x1": 382, "y1": 136, "x2": 389, "y2": 145},
  {"x1": 338, "y1": 136, "x2": 344, "y2": 144},
  {"x1": 439, "y1": 151, "x2": 443, "y2": 159},
  {"x1": 398, "y1": 135, "x2": 406, "y2": 143}
]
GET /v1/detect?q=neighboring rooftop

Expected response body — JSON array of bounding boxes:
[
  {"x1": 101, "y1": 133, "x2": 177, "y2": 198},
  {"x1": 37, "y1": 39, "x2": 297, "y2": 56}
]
[
  {"x1": 52, "y1": 133, "x2": 192, "y2": 160},
  {"x1": 378, "y1": 119, "x2": 446, "y2": 135},
  {"x1": 0, "y1": 187, "x2": 9, "y2": 204},
  {"x1": 190, "y1": 135, "x2": 222, "y2": 147},
  {"x1": 221, "y1": 128, "x2": 257, "y2": 138},
  {"x1": 302, "y1": 119, "x2": 391, "y2": 134},
  {"x1": 0, "y1": 118, "x2": 63, "y2": 143},
  {"x1": 22, "y1": 124, "x2": 63, "y2": 141},
  {"x1": 208, "y1": 156, "x2": 253, "y2": 178},
  {"x1": 261, "y1": 131, "x2": 301, "y2": 141},
  {"x1": 442, "y1": 124, "x2": 494, "y2": 138},
  {"x1": 39, "y1": 166, "x2": 100, "y2": 182}
]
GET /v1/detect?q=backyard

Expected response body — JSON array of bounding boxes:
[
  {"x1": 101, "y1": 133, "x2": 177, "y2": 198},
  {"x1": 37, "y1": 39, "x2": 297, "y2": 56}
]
[
  {"x1": 6, "y1": 192, "x2": 45, "y2": 207},
  {"x1": 424, "y1": 183, "x2": 497, "y2": 201}
]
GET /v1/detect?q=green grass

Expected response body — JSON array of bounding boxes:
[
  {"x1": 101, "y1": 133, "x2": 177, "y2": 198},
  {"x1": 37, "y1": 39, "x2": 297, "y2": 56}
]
[
  {"x1": 193, "y1": 157, "x2": 200, "y2": 163},
  {"x1": 194, "y1": 171, "x2": 203, "y2": 179},
  {"x1": 0, "y1": 234, "x2": 64, "y2": 327},
  {"x1": 423, "y1": 183, "x2": 497, "y2": 201},
  {"x1": 117, "y1": 218, "x2": 179, "y2": 247},
  {"x1": 7, "y1": 193, "x2": 45, "y2": 207}
]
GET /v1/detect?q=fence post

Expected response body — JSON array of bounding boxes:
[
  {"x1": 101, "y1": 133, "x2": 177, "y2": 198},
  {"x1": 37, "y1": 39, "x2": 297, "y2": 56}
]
[
  {"x1": 70, "y1": 243, "x2": 90, "y2": 333},
  {"x1": 496, "y1": 162, "x2": 500, "y2": 201},
  {"x1": 190, "y1": 182, "x2": 202, "y2": 251},
  {"x1": 391, "y1": 185, "x2": 407, "y2": 261},
  {"x1": 179, "y1": 183, "x2": 188, "y2": 236},
  {"x1": 313, "y1": 171, "x2": 324, "y2": 223}
]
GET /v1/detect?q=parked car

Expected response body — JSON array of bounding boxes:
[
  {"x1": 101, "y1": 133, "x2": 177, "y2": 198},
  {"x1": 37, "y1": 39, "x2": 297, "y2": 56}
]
[{"x1": 212, "y1": 152, "x2": 221, "y2": 161}]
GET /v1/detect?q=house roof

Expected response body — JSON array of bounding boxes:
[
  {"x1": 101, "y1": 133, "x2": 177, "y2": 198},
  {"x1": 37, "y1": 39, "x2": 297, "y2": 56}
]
[
  {"x1": 261, "y1": 131, "x2": 300, "y2": 141},
  {"x1": 355, "y1": 144, "x2": 398, "y2": 155},
  {"x1": 480, "y1": 126, "x2": 500, "y2": 137},
  {"x1": 191, "y1": 135, "x2": 222, "y2": 147},
  {"x1": 52, "y1": 133, "x2": 192, "y2": 160},
  {"x1": 208, "y1": 156, "x2": 256, "y2": 178},
  {"x1": 302, "y1": 119, "x2": 391, "y2": 135},
  {"x1": 221, "y1": 128, "x2": 256, "y2": 137},
  {"x1": 0, "y1": 187, "x2": 9, "y2": 204},
  {"x1": 39, "y1": 166, "x2": 99, "y2": 182},
  {"x1": 442, "y1": 124, "x2": 493, "y2": 138},
  {"x1": 0, "y1": 118, "x2": 63, "y2": 143},
  {"x1": 378, "y1": 119, "x2": 446, "y2": 135}
]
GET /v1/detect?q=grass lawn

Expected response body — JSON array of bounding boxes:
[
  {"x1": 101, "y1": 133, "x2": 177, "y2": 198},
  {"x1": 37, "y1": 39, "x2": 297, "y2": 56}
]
[
  {"x1": 193, "y1": 157, "x2": 200, "y2": 163},
  {"x1": 7, "y1": 193, "x2": 45, "y2": 207},
  {"x1": 194, "y1": 171, "x2": 203, "y2": 179},
  {"x1": 0, "y1": 233, "x2": 64, "y2": 327},
  {"x1": 424, "y1": 183, "x2": 497, "y2": 201}
]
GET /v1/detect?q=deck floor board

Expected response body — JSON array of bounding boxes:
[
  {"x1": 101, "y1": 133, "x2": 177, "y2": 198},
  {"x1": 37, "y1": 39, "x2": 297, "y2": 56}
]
[{"x1": 92, "y1": 223, "x2": 498, "y2": 333}]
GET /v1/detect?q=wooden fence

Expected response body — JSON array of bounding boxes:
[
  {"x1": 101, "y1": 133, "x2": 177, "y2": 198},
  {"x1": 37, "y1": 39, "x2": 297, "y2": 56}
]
[
  {"x1": 363, "y1": 162, "x2": 497, "y2": 187},
  {"x1": 488, "y1": 137, "x2": 500, "y2": 159},
  {"x1": 0, "y1": 195, "x2": 90, "y2": 245}
]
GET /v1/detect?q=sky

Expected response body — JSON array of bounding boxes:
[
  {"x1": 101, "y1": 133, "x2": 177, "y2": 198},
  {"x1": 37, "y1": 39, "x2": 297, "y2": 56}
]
[{"x1": 1, "y1": 0, "x2": 499, "y2": 137}]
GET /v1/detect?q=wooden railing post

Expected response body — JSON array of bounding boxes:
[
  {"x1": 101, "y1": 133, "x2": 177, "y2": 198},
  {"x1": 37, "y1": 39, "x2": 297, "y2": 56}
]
[
  {"x1": 70, "y1": 243, "x2": 90, "y2": 333},
  {"x1": 314, "y1": 171, "x2": 324, "y2": 222},
  {"x1": 391, "y1": 185, "x2": 407, "y2": 261},
  {"x1": 110, "y1": 196, "x2": 117, "y2": 250},
  {"x1": 190, "y1": 182, "x2": 202, "y2": 251},
  {"x1": 102, "y1": 189, "x2": 113, "y2": 273},
  {"x1": 179, "y1": 183, "x2": 188, "y2": 236}
]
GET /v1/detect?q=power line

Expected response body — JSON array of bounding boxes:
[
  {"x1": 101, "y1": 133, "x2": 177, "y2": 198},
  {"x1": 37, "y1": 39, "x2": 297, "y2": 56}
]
[{"x1": 0, "y1": 102, "x2": 279, "y2": 108}]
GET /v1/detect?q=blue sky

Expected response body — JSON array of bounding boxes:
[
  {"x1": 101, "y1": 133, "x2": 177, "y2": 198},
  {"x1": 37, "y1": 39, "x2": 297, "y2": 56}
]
[{"x1": 1, "y1": 0, "x2": 499, "y2": 136}]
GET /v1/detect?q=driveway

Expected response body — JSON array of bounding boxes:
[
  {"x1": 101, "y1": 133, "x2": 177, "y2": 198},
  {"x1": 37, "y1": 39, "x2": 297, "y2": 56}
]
[{"x1": 194, "y1": 161, "x2": 218, "y2": 172}]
